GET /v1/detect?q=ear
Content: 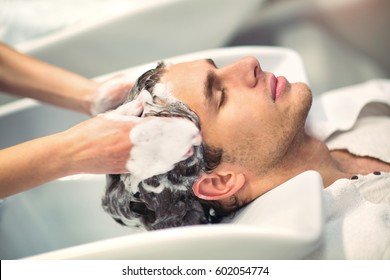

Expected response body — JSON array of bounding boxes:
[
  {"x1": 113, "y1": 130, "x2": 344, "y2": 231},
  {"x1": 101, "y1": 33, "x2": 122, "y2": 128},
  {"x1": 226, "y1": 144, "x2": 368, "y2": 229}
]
[{"x1": 193, "y1": 171, "x2": 246, "y2": 200}]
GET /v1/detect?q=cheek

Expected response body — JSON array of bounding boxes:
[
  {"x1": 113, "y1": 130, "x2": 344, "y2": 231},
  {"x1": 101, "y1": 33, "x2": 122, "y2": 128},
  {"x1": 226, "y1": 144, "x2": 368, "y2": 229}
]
[
  {"x1": 221, "y1": 102, "x2": 276, "y2": 134},
  {"x1": 215, "y1": 106, "x2": 287, "y2": 164},
  {"x1": 213, "y1": 108, "x2": 266, "y2": 151}
]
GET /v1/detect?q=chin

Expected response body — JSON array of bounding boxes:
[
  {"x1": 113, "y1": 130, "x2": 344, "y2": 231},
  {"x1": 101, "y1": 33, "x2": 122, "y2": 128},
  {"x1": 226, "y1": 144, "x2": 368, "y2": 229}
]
[
  {"x1": 288, "y1": 82, "x2": 312, "y2": 134},
  {"x1": 292, "y1": 82, "x2": 311, "y2": 94},
  {"x1": 292, "y1": 82, "x2": 312, "y2": 109}
]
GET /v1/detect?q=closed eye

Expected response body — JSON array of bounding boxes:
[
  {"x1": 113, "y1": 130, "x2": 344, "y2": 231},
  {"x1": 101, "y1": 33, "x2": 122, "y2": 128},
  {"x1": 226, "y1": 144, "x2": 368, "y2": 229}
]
[{"x1": 218, "y1": 89, "x2": 226, "y2": 110}]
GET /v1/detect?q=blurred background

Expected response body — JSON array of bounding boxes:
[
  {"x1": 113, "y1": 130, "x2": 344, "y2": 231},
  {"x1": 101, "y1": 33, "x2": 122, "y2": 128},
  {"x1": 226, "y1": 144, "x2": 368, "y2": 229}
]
[
  {"x1": 1, "y1": 0, "x2": 389, "y2": 103},
  {"x1": 228, "y1": 0, "x2": 390, "y2": 95}
]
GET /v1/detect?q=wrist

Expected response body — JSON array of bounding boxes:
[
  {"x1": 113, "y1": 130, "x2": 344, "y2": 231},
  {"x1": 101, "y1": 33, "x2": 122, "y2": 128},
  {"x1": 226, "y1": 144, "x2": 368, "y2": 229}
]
[
  {"x1": 45, "y1": 132, "x2": 78, "y2": 178},
  {"x1": 57, "y1": 128, "x2": 86, "y2": 176},
  {"x1": 81, "y1": 81, "x2": 100, "y2": 116}
]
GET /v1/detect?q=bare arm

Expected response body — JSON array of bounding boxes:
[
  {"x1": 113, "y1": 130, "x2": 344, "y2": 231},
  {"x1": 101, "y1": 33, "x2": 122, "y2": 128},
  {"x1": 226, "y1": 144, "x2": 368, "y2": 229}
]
[
  {"x1": 0, "y1": 101, "x2": 201, "y2": 198},
  {"x1": 0, "y1": 43, "x2": 132, "y2": 115},
  {"x1": 0, "y1": 47, "x2": 200, "y2": 197},
  {"x1": 0, "y1": 115, "x2": 135, "y2": 198}
]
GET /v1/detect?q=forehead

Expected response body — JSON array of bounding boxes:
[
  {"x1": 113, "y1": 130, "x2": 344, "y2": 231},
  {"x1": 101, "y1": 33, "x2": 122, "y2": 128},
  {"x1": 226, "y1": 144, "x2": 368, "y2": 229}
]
[
  {"x1": 162, "y1": 59, "x2": 212, "y2": 81},
  {"x1": 160, "y1": 59, "x2": 211, "y2": 112}
]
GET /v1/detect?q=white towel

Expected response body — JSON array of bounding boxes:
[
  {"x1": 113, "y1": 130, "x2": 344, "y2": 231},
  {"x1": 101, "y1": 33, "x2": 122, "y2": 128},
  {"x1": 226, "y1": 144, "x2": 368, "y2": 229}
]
[
  {"x1": 307, "y1": 174, "x2": 390, "y2": 259},
  {"x1": 326, "y1": 115, "x2": 390, "y2": 163},
  {"x1": 305, "y1": 79, "x2": 390, "y2": 259},
  {"x1": 306, "y1": 79, "x2": 390, "y2": 141}
]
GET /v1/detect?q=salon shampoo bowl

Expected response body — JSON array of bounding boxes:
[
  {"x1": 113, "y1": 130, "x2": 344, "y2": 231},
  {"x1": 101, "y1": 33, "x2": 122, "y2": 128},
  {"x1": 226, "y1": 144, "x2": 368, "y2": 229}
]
[
  {"x1": 27, "y1": 170, "x2": 324, "y2": 260},
  {"x1": 15, "y1": 0, "x2": 264, "y2": 77},
  {"x1": 0, "y1": 46, "x2": 320, "y2": 259}
]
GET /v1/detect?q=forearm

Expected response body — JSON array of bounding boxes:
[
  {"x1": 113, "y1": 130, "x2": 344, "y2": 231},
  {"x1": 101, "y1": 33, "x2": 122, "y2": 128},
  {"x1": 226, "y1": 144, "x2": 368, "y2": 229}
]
[
  {"x1": 0, "y1": 112, "x2": 134, "y2": 198},
  {"x1": 0, "y1": 132, "x2": 72, "y2": 198},
  {"x1": 0, "y1": 101, "x2": 201, "y2": 198},
  {"x1": 0, "y1": 43, "x2": 97, "y2": 114}
]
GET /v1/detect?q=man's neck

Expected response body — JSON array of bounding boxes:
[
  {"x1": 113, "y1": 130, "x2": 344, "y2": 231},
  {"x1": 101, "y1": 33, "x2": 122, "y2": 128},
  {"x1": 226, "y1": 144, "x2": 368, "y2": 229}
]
[
  {"x1": 258, "y1": 131, "x2": 390, "y2": 190},
  {"x1": 284, "y1": 133, "x2": 350, "y2": 187},
  {"x1": 248, "y1": 132, "x2": 351, "y2": 199},
  {"x1": 244, "y1": 130, "x2": 390, "y2": 203}
]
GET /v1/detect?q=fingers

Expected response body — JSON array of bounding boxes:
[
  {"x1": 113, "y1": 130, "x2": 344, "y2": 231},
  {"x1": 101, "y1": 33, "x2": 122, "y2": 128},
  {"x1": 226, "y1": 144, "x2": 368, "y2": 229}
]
[
  {"x1": 100, "y1": 89, "x2": 154, "y2": 121},
  {"x1": 114, "y1": 98, "x2": 143, "y2": 116},
  {"x1": 100, "y1": 98, "x2": 143, "y2": 122}
]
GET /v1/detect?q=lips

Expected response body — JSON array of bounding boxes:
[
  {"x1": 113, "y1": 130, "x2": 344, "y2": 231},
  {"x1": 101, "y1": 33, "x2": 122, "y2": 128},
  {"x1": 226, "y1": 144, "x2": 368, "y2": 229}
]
[
  {"x1": 270, "y1": 74, "x2": 277, "y2": 101},
  {"x1": 270, "y1": 74, "x2": 286, "y2": 102}
]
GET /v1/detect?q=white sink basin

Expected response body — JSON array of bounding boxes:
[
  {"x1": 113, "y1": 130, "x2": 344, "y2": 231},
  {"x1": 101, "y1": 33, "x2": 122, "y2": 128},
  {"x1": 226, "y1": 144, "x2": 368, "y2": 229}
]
[{"x1": 26, "y1": 171, "x2": 324, "y2": 260}]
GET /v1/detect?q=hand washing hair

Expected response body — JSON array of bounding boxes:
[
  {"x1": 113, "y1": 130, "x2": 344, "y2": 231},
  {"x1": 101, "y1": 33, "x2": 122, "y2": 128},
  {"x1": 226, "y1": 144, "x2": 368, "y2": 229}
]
[{"x1": 101, "y1": 62, "x2": 228, "y2": 230}]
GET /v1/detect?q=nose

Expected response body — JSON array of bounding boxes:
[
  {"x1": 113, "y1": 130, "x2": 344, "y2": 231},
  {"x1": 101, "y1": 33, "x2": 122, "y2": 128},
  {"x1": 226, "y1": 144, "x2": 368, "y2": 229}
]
[{"x1": 220, "y1": 56, "x2": 261, "y2": 88}]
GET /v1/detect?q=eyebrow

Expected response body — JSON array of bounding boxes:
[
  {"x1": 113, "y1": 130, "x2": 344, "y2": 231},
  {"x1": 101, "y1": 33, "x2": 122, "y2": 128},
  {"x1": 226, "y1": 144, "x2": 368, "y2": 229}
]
[
  {"x1": 205, "y1": 58, "x2": 217, "y2": 68},
  {"x1": 204, "y1": 71, "x2": 217, "y2": 105},
  {"x1": 203, "y1": 59, "x2": 218, "y2": 106}
]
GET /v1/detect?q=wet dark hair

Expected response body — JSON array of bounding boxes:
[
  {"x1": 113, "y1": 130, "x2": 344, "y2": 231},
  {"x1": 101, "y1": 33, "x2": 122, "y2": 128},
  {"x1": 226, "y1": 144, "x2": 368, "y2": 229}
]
[{"x1": 102, "y1": 62, "x2": 228, "y2": 230}]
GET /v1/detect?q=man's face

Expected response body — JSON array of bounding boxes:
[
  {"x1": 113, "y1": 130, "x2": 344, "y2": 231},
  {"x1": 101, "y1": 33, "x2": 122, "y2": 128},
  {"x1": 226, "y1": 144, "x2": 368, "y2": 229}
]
[{"x1": 161, "y1": 57, "x2": 312, "y2": 175}]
